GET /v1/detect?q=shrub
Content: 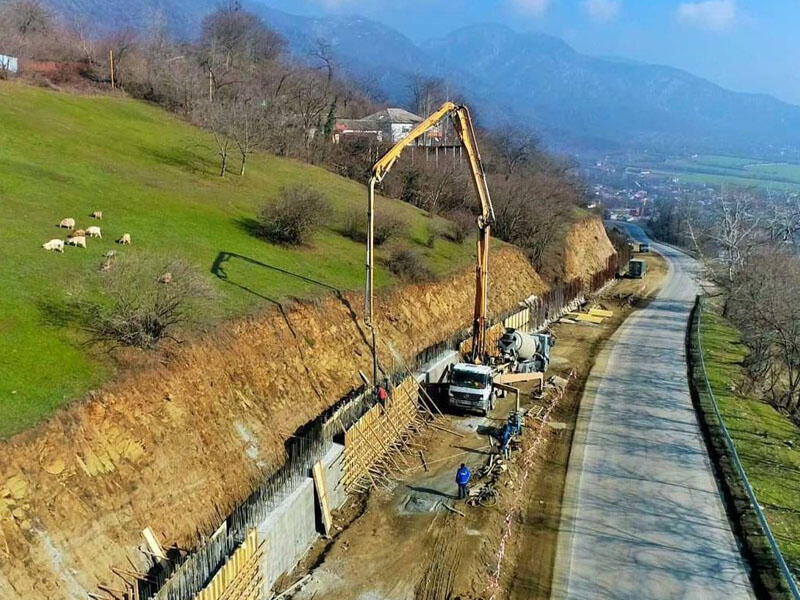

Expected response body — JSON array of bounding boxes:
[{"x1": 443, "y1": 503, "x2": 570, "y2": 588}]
[
  {"x1": 342, "y1": 208, "x2": 407, "y2": 246},
  {"x1": 384, "y1": 247, "x2": 431, "y2": 282},
  {"x1": 257, "y1": 184, "x2": 332, "y2": 245},
  {"x1": 424, "y1": 224, "x2": 437, "y2": 249},
  {"x1": 443, "y1": 210, "x2": 474, "y2": 244},
  {"x1": 82, "y1": 257, "x2": 216, "y2": 350}
]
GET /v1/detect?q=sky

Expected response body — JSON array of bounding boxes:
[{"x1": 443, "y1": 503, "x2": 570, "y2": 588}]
[{"x1": 257, "y1": 0, "x2": 800, "y2": 106}]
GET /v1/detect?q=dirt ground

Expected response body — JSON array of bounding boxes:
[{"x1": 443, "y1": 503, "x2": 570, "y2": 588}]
[{"x1": 281, "y1": 251, "x2": 668, "y2": 600}]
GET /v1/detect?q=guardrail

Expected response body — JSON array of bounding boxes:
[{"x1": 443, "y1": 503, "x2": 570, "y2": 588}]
[{"x1": 694, "y1": 296, "x2": 800, "y2": 599}]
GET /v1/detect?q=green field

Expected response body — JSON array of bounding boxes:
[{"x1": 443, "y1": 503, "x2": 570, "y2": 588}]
[
  {"x1": 636, "y1": 153, "x2": 800, "y2": 191},
  {"x1": 0, "y1": 82, "x2": 475, "y2": 437},
  {"x1": 699, "y1": 305, "x2": 800, "y2": 579}
]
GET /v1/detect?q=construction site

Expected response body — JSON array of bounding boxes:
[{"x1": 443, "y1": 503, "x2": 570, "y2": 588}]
[{"x1": 0, "y1": 98, "x2": 669, "y2": 600}]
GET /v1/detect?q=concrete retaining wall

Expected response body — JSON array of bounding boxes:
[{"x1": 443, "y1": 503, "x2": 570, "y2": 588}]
[{"x1": 258, "y1": 443, "x2": 346, "y2": 592}]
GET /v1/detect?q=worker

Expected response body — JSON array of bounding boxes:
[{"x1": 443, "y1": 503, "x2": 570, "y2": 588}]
[
  {"x1": 455, "y1": 463, "x2": 471, "y2": 500},
  {"x1": 500, "y1": 423, "x2": 513, "y2": 460},
  {"x1": 377, "y1": 385, "x2": 388, "y2": 405}
]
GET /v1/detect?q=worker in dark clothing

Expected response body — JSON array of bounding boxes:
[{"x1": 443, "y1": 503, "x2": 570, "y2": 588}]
[
  {"x1": 456, "y1": 463, "x2": 471, "y2": 500},
  {"x1": 500, "y1": 423, "x2": 513, "y2": 460}
]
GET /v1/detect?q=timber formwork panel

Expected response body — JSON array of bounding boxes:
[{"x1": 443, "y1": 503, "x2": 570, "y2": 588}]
[
  {"x1": 193, "y1": 530, "x2": 264, "y2": 600},
  {"x1": 503, "y1": 307, "x2": 530, "y2": 331},
  {"x1": 342, "y1": 377, "x2": 423, "y2": 492}
]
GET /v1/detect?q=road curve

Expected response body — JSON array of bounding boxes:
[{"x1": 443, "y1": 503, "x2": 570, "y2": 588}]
[{"x1": 551, "y1": 224, "x2": 754, "y2": 599}]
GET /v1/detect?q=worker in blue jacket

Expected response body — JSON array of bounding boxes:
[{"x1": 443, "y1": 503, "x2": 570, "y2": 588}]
[
  {"x1": 455, "y1": 463, "x2": 471, "y2": 500},
  {"x1": 501, "y1": 423, "x2": 513, "y2": 460}
]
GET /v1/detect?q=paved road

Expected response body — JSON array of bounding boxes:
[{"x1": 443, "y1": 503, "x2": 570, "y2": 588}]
[{"x1": 552, "y1": 224, "x2": 754, "y2": 599}]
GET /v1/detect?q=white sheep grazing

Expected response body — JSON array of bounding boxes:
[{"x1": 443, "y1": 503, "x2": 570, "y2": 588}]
[
  {"x1": 58, "y1": 218, "x2": 75, "y2": 229},
  {"x1": 116, "y1": 233, "x2": 131, "y2": 245},
  {"x1": 42, "y1": 239, "x2": 65, "y2": 253},
  {"x1": 66, "y1": 235, "x2": 87, "y2": 248},
  {"x1": 86, "y1": 226, "x2": 102, "y2": 238},
  {"x1": 90, "y1": 211, "x2": 103, "y2": 220}
]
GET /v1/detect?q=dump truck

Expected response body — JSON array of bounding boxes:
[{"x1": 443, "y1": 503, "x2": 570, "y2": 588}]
[{"x1": 629, "y1": 258, "x2": 647, "y2": 278}]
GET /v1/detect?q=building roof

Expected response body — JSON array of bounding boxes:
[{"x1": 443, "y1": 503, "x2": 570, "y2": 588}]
[{"x1": 360, "y1": 108, "x2": 424, "y2": 125}]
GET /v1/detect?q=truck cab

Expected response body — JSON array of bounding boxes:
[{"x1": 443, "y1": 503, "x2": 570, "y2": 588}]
[{"x1": 447, "y1": 363, "x2": 495, "y2": 415}]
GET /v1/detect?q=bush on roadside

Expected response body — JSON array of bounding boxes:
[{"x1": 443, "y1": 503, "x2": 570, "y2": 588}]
[
  {"x1": 257, "y1": 184, "x2": 332, "y2": 245},
  {"x1": 384, "y1": 247, "x2": 431, "y2": 282},
  {"x1": 342, "y1": 208, "x2": 408, "y2": 246}
]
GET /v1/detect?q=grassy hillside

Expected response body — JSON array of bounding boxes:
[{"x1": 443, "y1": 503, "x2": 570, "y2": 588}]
[
  {"x1": 0, "y1": 82, "x2": 474, "y2": 437},
  {"x1": 699, "y1": 305, "x2": 800, "y2": 580}
]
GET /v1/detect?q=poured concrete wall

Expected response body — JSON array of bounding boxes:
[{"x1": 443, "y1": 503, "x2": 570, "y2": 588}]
[{"x1": 258, "y1": 443, "x2": 346, "y2": 592}]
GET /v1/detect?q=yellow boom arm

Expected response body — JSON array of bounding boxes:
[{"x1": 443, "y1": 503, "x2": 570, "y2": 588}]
[{"x1": 365, "y1": 102, "x2": 495, "y2": 382}]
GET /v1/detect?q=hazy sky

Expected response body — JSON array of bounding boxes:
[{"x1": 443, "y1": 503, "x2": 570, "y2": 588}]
[{"x1": 257, "y1": 0, "x2": 800, "y2": 105}]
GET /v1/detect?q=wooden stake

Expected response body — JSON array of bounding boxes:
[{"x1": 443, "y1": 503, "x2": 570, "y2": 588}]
[{"x1": 441, "y1": 502, "x2": 465, "y2": 517}]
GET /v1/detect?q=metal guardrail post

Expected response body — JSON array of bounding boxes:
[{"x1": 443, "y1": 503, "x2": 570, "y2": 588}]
[{"x1": 695, "y1": 296, "x2": 800, "y2": 599}]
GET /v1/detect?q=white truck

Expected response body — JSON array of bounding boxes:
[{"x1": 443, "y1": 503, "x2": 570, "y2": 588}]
[
  {"x1": 446, "y1": 330, "x2": 554, "y2": 415},
  {"x1": 447, "y1": 363, "x2": 496, "y2": 415}
]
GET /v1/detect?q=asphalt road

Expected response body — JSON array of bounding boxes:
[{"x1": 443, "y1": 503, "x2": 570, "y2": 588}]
[{"x1": 552, "y1": 224, "x2": 754, "y2": 599}]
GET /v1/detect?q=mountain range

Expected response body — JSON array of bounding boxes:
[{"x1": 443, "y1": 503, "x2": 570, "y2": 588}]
[{"x1": 40, "y1": 0, "x2": 800, "y2": 161}]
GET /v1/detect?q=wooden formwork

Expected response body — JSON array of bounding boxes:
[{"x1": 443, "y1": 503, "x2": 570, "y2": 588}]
[
  {"x1": 503, "y1": 307, "x2": 530, "y2": 330},
  {"x1": 193, "y1": 530, "x2": 264, "y2": 600},
  {"x1": 342, "y1": 377, "x2": 427, "y2": 492}
]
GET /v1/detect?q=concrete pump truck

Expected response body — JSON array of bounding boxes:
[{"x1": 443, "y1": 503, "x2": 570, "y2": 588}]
[{"x1": 364, "y1": 102, "x2": 550, "y2": 415}]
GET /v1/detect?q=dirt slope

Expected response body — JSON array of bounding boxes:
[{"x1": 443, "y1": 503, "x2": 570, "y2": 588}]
[{"x1": 0, "y1": 219, "x2": 614, "y2": 599}]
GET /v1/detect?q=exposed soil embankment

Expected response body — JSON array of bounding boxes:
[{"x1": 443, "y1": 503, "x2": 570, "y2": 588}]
[
  {"x1": 539, "y1": 215, "x2": 615, "y2": 283},
  {"x1": 0, "y1": 219, "x2": 614, "y2": 599}
]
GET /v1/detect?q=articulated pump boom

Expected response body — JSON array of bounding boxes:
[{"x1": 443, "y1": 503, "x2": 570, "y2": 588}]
[{"x1": 364, "y1": 102, "x2": 495, "y2": 387}]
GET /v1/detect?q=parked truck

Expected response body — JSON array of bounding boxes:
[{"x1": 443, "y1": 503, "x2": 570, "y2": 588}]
[{"x1": 628, "y1": 258, "x2": 647, "y2": 278}]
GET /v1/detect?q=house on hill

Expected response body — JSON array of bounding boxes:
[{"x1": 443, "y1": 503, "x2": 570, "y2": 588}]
[
  {"x1": 334, "y1": 108, "x2": 443, "y2": 145},
  {"x1": 0, "y1": 53, "x2": 18, "y2": 77}
]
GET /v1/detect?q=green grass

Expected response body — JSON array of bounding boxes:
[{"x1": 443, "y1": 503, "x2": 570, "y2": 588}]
[
  {"x1": 0, "y1": 82, "x2": 475, "y2": 437},
  {"x1": 699, "y1": 305, "x2": 800, "y2": 579},
  {"x1": 630, "y1": 153, "x2": 800, "y2": 191}
]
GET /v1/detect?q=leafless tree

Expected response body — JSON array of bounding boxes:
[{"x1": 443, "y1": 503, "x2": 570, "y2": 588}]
[{"x1": 730, "y1": 249, "x2": 800, "y2": 416}]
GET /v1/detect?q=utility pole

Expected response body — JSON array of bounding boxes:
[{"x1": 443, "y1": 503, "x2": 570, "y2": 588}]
[{"x1": 109, "y1": 49, "x2": 115, "y2": 89}]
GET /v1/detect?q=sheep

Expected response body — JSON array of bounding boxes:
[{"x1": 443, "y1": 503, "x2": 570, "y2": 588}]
[
  {"x1": 42, "y1": 239, "x2": 65, "y2": 253},
  {"x1": 116, "y1": 233, "x2": 131, "y2": 245},
  {"x1": 86, "y1": 226, "x2": 102, "y2": 238},
  {"x1": 58, "y1": 218, "x2": 75, "y2": 229},
  {"x1": 66, "y1": 236, "x2": 87, "y2": 248},
  {"x1": 158, "y1": 272, "x2": 173, "y2": 284},
  {"x1": 69, "y1": 229, "x2": 86, "y2": 238},
  {"x1": 90, "y1": 211, "x2": 103, "y2": 220}
]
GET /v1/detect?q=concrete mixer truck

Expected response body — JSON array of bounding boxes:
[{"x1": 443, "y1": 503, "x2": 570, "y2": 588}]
[
  {"x1": 497, "y1": 329, "x2": 555, "y2": 373},
  {"x1": 446, "y1": 329, "x2": 554, "y2": 415}
]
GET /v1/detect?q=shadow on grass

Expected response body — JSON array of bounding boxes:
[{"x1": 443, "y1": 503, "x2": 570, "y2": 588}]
[
  {"x1": 36, "y1": 297, "x2": 92, "y2": 328},
  {"x1": 139, "y1": 144, "x2": 213, "y2": 176},
  {"x1": 210, "y1": 250, "x2": 375, "y2": 350}
]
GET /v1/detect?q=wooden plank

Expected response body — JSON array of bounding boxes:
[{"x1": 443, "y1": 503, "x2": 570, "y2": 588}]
[
  {"x1": 141, "y1": 527, "x2": 167, "y2": 561},
  {"x1": 311, "y1": 461, "x2": 333, "y2": 536},
  {"x1": 588, "y1": 307, "x2": 613, "y2": 317},
  {"x1": 566, "y1": 312, "x2": 604, "y2": 324}
]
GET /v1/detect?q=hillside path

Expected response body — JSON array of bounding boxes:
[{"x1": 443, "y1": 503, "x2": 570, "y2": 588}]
[{"x1": 551, "y1": 224, "x2": 754, "y2": 599}]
